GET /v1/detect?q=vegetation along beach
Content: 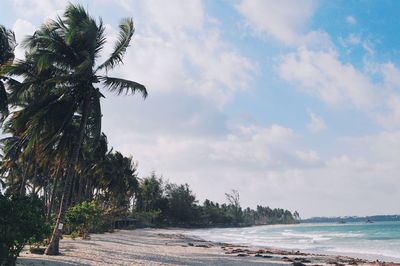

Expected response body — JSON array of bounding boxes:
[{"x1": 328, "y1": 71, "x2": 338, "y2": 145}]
[{"x1": 1, "y1": 1, "x2": 400, "y2": 265}]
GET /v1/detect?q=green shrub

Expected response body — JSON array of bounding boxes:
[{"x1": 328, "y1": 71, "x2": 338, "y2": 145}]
[
  {"x1": 69, "y1": 231, "x2": 79, "y2": 240},
  {"x1": 0, "y1": 194, "x2": 51, "y2": 266},
  {"x1": 65, "y1": 201, "x2": 102, "y2": 239}
]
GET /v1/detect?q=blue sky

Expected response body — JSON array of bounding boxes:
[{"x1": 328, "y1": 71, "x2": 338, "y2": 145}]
[{"x1": 1, "y1": 0, "x2": 400, "y2": 218}]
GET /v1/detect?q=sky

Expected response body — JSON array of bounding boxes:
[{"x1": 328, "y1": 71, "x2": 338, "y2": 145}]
[{"x1": 1, "y1": 0, "x2": 400, "y2": 218}]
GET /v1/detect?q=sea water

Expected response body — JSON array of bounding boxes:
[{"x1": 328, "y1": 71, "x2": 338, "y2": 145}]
[{"x1": 187, "y1": 222, "x2": 400, "y2": 262}]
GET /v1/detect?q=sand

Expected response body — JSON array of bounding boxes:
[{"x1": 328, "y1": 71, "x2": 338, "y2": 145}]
[{"x1": 17, "y1": 228, "x2": 397, "y2": 266}]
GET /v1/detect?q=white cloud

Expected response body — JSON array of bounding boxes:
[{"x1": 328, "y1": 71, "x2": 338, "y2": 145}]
[
  {"x1": 208, "y1": 124, "x2": 296, "y2": 165},
  {"x1": 278, "y1": 48, "x2": 377, "y2": 108},
  {"x1": 12, "y1": 19, "x2": 36, "y2": 59},
  {"x1": 298, "y1": 153, "x2": 400, "y2": 217},
  {"x1": 11, "y1": 0, "x2": 64, "y2": 18},
  {"x1": 339, "y1": 34, "x2": 375, "y2": 56},
  {"x1": 114, "y1": 0, "x2": 133, "y2": 10},
  {"x1": 343, "y1": 34, "x2": 361, "y2": 45},
  {"x1": 346, "y1": 130, "x2": 400, "y2": 160},
  {"x1": 362, "y1": 42, "x2": 374, "y2": 55},
  {"x1": 277, "y1": 48, "x2": 400, "y2": 128},
  {"x1": 274, "y1": 32, "x2": 400, "y2": 147},
  {"x1": 106, "y1": 0, "x2": 256, "y2": 107},
  {"x1": 295, "y1": 150, "x2": 321, "y2": 164},
  {"x1": 235, "y1": 0, "x2": 319, "y2": 45},
  {"x1": 142, "y1": 0, "x2": 204, "y2": 34},
  {"x1": 346, "y1": 15, "x2": 357, "y2": 24},
  {"x1": 307, "y1": 110, "x2": 326, "y2": 133},
  {"x1": 380, "y1": 62, "x2": 400, "y2": 88},
  {"x1": 113, "y1": 33, "x2": 255, "y2": 107}
]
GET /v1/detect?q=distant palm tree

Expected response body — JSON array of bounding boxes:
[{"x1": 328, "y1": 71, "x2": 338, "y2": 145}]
[
  {"x1": 6, "y1": 4, "x2": 147, "y2": 254},
  {"x1": 100, "y1": 151, "x2": 139, "y2": 208}
]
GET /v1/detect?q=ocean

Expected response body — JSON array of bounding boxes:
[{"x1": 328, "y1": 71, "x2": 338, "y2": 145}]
[{"x1": 187, "y1": 222, "x2": 400, "y2": 263}]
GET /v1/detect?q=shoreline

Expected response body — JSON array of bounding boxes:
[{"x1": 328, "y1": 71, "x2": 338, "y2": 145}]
[
  {"x1": 185, "y1": 223, "x2": 400, "y2": 264},
  {"x1": 17, "y1": 228, "x2": 399, "y2": 266},
  {"x1": 183, "y1": 230, "x2": 399, "y2": 266}
]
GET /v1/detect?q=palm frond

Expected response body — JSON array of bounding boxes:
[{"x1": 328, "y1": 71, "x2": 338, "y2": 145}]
[
  {"x1": 97, "y1": 18, "x2": 134, "y2": 72},
  {"x1": 94, "y1": 19, "x2": 106, "y2": 58},
  {"x1": 99, "y1": 76, "x2": 147, "y2": 97},
  {"x1": 22, "y1": 26, "x2": 77, "y2": 67}
]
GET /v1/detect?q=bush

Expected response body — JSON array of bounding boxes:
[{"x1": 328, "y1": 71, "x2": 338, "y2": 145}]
[
  {"x1": 0, "y1": 194, "x2": 51, "y2": 266},
  {"x1": 65, "y1": 201, "x2": 102, "y2": 239},
  {"x1": 69, "y1": 231, "x2": 79, "y2": 240}
]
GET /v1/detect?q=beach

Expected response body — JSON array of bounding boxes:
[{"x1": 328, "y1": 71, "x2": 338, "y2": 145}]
[{"x1": 17, "y1": 228, "x2": 397, "y2": 266}]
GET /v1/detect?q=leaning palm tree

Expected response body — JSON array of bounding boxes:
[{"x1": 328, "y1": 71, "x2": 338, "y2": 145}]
[{"x1": 6, "y1": 4, "x2": 147, "y2": 254}]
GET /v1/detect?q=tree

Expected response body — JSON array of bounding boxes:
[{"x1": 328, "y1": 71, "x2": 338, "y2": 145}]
[
  {"x1": 5, "y1": 4, "x2": 147, "y2": 255},
  {"x1": 293, "y1": 211, "x2": 300, "y2": 221},
  {"x1": 136, "y1": 173, "x2": 164, "y2": 212},
  {"x1": 201, "y1": 200, "x2": 231, "y2": 225},
  {"x1": 165, "y1": 183, "x2": 197, "y2": 223},
  {"x1": 97, "y1": 151, "x2": 139, "y2": 209},
  {"x1": 225, "y1": 189, "x2": 242, "y2": 223}
]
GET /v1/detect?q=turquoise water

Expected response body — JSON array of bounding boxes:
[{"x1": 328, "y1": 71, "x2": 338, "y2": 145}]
[{"x1": 187, "y1": 222, "x2": 400, "y2": 262}]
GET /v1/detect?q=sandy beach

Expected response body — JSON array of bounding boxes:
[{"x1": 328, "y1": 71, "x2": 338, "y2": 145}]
[{"x1": 16, "y1": 228, "x2": 398, "y2": 266}]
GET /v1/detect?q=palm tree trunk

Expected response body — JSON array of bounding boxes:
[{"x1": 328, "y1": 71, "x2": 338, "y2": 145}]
[
  {"x1": 45, "y1": 99, "x2": 90, "y2": 255},
  {"x1": 77, "y1": 174, "x2": 85, "y2": 203},
  {"x1": 19, "y1": 159, "x2": 30, "y2": 196},
  {"x1": 47, "y1": 165, "x2": 61, "y2": 222},
  {"x1": 84, "y1": 177, "x2": 92, "y2": 201},
  {"x1": 68, "y1": 172, "x2": 77, "y2": 206},
  {"x1": 19, "y1": 150, "x2": 35, "y2": 196},
  {"x1": 31, "y1": 163, "x2": 38, "y2": 196}
]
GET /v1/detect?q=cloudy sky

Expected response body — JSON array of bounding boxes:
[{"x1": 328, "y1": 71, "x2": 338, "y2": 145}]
[{"x1": 2, "y1": 0, "x2": 400, "y2": 218}]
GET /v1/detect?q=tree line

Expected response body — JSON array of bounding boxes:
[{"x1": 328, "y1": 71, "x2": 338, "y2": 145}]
[
  {"x1": 0, "y1": 4, "x2": 299, "y2": 265},
  {"x1": 133, "y1": 174, "x2": 299, "y2": 227}
]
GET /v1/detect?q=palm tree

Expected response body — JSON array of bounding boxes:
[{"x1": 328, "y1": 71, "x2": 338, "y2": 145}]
[
  {"x1": 99, "y1": 151, "x2": 139, "y2": 208},
  {"x1": 6, "y1": 4, "x2": 147, "y2": 254}
]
